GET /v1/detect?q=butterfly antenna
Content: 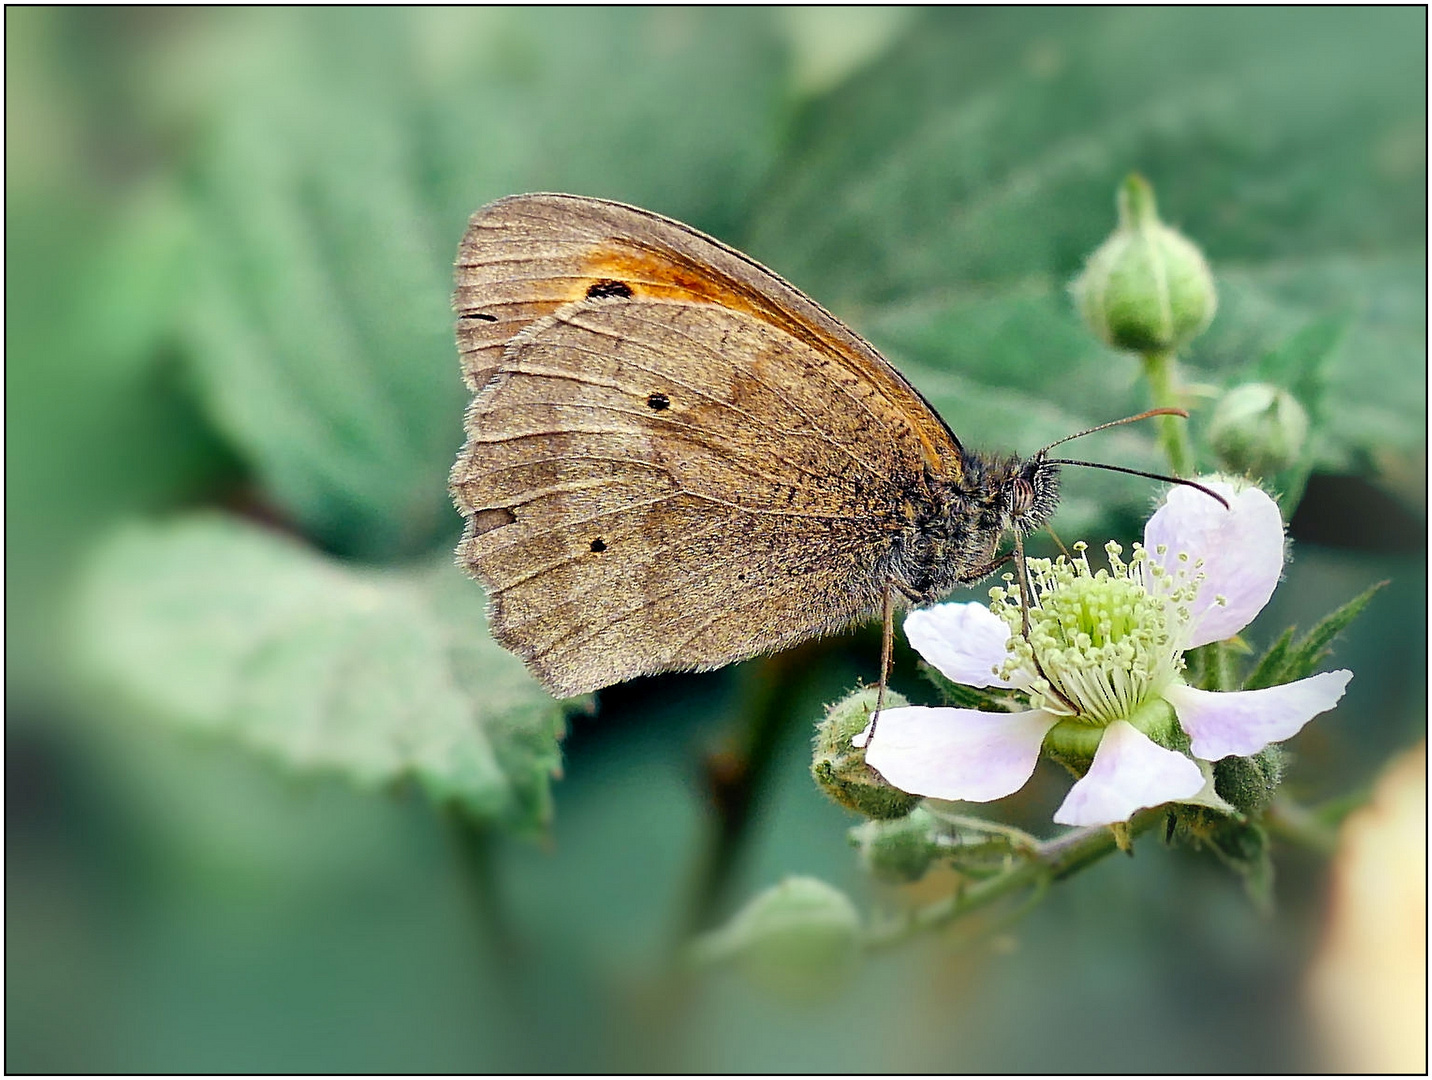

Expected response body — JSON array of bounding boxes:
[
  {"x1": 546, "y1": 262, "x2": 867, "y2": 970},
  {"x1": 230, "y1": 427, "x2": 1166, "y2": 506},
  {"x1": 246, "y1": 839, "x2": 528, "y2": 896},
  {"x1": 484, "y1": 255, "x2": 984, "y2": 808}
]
[
  {"x1": 1036, "y1": 407, "x2": 1188, "y2": 457},
  {"x1": 1043, "y1": 459, "x2": 1230, "y2": 509}
]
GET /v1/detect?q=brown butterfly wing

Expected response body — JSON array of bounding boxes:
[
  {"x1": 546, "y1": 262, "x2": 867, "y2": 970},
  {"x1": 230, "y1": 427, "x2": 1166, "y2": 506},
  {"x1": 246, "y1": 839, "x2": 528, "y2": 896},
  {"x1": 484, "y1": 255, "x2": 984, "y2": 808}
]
[
  {"x1": 454, "y1": 194, "x2": 964, "y2": 473},
  {"x1": 451, "y1": 195, "x2": 965, "y2": 697}
]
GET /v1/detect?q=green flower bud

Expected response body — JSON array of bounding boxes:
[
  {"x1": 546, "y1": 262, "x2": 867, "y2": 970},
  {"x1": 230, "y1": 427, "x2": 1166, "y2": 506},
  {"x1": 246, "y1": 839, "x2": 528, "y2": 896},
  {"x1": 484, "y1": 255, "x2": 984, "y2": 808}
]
[
  {"x1": 812, "y1": 686, "x2": 919, "y2": 820},
  {"x1": 1208, "y1": 382, "x2": 1310, "y2": 477},
  {"x1": 1213, "y1": 745, "x2": 1288, "y2": 818},
  {"x1": 1072, "y1": 174, "x2": 1217, "y2": 353},
  {"x1": 849, "y1": 806, "x2": 940, "y2": 883},
  {"x1": 690, "y1": 876, "x2": 861, "y2": 996}
]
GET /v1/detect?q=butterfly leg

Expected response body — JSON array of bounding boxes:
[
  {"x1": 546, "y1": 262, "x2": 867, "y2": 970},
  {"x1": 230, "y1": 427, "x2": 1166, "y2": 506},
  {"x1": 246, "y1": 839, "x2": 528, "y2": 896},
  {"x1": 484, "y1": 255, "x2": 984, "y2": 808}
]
[
  {"x1": 954, "y1": 551, "x2": 1013, "y2": 585},
  {"x1": 867, "y1": 582, "x2": 897, "y2": 747}
]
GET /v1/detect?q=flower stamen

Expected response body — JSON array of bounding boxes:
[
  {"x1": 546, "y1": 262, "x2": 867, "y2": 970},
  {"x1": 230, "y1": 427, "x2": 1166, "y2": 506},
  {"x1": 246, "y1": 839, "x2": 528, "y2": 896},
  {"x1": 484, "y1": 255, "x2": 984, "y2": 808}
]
[{"x1": 992, "y1": 542, "x2": 1186, "y2": 725}]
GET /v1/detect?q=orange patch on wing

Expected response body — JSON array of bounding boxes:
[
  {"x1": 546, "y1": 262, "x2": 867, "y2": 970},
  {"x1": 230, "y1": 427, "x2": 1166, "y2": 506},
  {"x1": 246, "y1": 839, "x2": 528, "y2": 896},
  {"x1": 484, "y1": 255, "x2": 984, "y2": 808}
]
[{"x1": 579, "y1": 242, "x2": 963, "y2": 480}]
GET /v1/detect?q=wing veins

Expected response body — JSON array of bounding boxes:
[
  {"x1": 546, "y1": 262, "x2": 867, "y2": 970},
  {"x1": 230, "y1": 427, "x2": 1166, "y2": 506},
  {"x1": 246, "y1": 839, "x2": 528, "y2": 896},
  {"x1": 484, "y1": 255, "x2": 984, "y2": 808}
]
[
  {"x1": 512, "y1": 342, "x2": 874, "y2": 470},
  {"x1": 557, "y1": 309, "x2": 890, "y2": 477}
]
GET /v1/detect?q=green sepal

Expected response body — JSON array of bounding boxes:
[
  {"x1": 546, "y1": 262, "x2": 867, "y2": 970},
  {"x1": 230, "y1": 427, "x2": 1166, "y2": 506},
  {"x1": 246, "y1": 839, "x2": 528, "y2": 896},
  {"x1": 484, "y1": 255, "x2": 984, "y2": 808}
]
[
  {"x1": 1243, "y1": 580, "x2": 1387, "y2": 690},
  {"x1": 919, "y1": 661, "x2": 1022, "y2": 712},
  {"x1": 1213, "y1": 746, "x2": 1287, "y2": 817},
  {"x1": 1185, "y1": 639, "x2": 1245, "y2": 691},
  {"x1": 1166, "y1": 807, "x2": 1276, "y2": 915}
]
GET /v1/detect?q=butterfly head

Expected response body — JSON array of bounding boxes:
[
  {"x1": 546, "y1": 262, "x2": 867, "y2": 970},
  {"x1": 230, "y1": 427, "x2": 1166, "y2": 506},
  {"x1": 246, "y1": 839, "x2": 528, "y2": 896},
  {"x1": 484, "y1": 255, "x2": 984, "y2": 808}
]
[
  {"x1": 956, "y1": 450, "x2": 1062, "y2": 539},
  {"x1": 1001, "y1": 454, "x2": 1062, "y2": 537}
]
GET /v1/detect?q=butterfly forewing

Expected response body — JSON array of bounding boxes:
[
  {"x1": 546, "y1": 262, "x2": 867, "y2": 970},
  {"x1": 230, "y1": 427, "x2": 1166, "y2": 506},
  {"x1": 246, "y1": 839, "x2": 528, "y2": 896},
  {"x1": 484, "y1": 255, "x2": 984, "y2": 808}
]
[{"x1": 451, "y1": 195, "x2": 967, "y2": 696}]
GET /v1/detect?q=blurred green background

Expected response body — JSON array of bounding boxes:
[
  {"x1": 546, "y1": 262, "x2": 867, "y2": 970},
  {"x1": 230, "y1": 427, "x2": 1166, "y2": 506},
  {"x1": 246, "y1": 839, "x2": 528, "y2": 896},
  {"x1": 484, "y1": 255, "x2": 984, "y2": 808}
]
[{"x1": 6, "y1": 7, "x2": 1425, "y2": 1072}]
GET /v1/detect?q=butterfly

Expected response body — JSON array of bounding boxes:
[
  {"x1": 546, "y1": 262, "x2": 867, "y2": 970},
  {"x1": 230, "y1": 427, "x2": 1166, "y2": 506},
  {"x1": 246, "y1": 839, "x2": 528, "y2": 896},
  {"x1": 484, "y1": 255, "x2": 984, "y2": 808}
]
[{"x1": 448, "y1": 193, "x2": 1191, "y2": 700}]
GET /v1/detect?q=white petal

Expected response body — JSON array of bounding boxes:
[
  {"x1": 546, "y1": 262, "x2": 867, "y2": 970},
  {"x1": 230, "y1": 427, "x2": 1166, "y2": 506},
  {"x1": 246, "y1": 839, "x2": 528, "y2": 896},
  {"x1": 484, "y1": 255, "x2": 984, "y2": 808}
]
[
  {"x1": 1052, "y1": 719, "x2": 1205, "y2": 827},
  {"x1": 855, "y1": 705, "x2": 1057, "y2": 803},
  {"x1": 904, "y1": 603, "x2": 1014, "y2": 688},
  {"x1": 1143, "y1": 480, "x2": 1285, "y2": 647},
  {"x1": 1164, "y1": 670, "x2": 1353, "y2": 760}
]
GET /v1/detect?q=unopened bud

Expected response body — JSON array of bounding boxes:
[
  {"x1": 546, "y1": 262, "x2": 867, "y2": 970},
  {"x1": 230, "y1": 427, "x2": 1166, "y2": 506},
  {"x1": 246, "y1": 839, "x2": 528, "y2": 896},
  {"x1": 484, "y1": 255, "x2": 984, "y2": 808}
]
[
  {"x1": 1214, "y1": 745, "x2": 1288, "y2": 818},
  {"x1": 1208, "y1": 382, "x2": 1310, "y2": 477},
  {"x1": 850, "y1": 806, "x2": 940, "y2": 883},
  {"x1": 690, "y1": 876, "x2": 861, "y2": 996},
  {"x1": 1072, "y1": 174, "x2": 1217, "y2": 353},
  {"x1": 813, "y1": 686, "x2": 919, "y2": 820}
]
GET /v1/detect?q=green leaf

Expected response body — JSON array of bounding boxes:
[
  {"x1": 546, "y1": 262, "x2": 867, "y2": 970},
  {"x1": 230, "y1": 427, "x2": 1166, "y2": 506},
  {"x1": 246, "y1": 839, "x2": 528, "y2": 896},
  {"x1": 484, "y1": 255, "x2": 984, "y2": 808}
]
[
  {"x1": 74, "y1": 514, "x2": 568, "y2": 832},
  {"x1": 179, "y1": 8, "x2": 789, "y2": 559},
  {"x1": 1236, "y1": 314, "x2": 1349, "y2": 512},
  {"x1": 1243, "y1": 580, "x2": 1388, "y2": 691},
  {"x1": 1205, "y1": 257, "x2": 1425, "y2": 472},
  {"x1": 745, "y1": 8, "x2": 1424, "y2": 533}
]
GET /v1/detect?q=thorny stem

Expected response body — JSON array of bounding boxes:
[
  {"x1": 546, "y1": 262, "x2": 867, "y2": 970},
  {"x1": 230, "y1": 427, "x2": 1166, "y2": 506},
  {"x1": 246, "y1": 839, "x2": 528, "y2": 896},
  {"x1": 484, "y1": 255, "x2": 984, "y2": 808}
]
[
  {"x1": 862, "y1": 807, "x2": 1166, "y2": 950},
  {"x1": 1142, "y1": 350, "x2": 1194, "y2": 477}
]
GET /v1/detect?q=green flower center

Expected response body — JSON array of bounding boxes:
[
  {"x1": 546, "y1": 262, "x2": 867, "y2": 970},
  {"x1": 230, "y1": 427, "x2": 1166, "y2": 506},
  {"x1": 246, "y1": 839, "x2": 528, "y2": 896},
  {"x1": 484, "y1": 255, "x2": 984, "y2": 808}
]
[{"x1": 990, "y1": 542, "x2": 1180, "y2": 725}]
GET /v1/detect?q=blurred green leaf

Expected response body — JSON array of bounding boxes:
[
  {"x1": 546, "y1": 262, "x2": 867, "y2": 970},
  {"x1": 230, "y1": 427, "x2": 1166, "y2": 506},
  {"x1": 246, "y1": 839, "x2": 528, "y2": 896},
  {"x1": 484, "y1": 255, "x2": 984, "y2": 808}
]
[
  {"x1": 180, "y1": 8, "x2": 788, "y2": 558},
  {"x1": 1250, "y1": 314, "x2": 1347, "y2": 409},
  {"x1": 1207, "y1": 257, "x2": 1425, "y2": 469},
  {"x1": 746, "y1": 7, "x2": 1425, "y2": 533},
  {"x1": 1229, "y1": 313, "x2": 1349, "y2": 512},
  {"x1": 75, "y1": 514, "x2": 567, "y2": 831},
  {"x1": 6, "y1": 183, "x2": 237, "y2": 698}
]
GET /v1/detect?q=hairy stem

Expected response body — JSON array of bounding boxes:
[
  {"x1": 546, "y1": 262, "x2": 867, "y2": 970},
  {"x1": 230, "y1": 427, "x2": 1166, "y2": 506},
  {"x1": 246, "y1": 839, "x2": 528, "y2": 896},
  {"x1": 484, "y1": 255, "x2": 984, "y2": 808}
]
[
  {"x1": 1264, "y1": 794, "x2": 1342, "y2": 856},
  {"x1": 1142, "y1": 350, "x2": 1194, "y2": 476}
]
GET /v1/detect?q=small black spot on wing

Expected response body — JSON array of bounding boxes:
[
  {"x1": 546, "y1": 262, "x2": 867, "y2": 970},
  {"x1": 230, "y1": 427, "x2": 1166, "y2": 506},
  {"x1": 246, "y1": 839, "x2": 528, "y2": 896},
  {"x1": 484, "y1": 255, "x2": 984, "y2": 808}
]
[
  {"x1": 586, "y1": 279, "x2": 634, "y2": 300},
  {"x1": 471, "y1": 507, "x2": 517, "y2": 535},
  {"x1": 460, "y1": 312, "x2": 498, "y2": 322},
  {"x1": 589, "y1": 537, "x2": 607, "y2": 552},
  {"x1": 646, "y1": 392, "x2": 670, "y2": 411}
]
